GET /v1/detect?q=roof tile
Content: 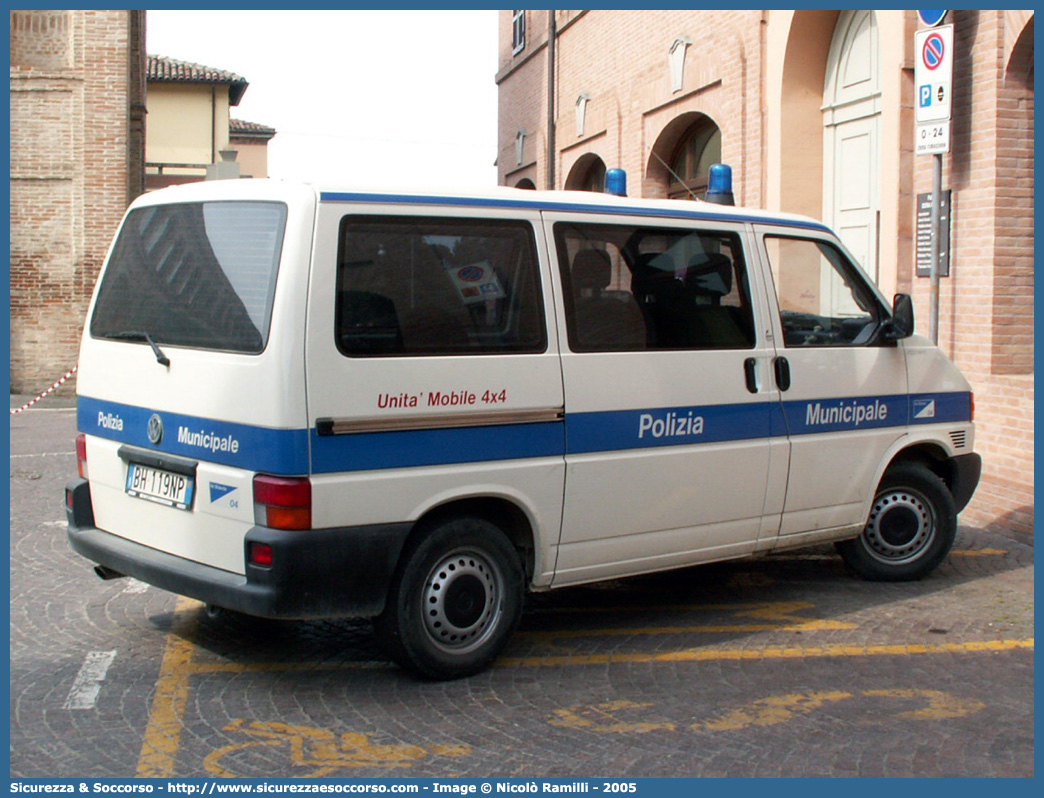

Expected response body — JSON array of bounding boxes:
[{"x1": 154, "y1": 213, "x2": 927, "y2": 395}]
[{"x1": 147, "y1": 54, "x2": 249, "y2": 105}]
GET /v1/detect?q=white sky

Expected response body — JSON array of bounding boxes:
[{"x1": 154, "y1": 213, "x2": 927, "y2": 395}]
[{"x1": 146, "y1": 9, "x2": 500, "y2": 189}]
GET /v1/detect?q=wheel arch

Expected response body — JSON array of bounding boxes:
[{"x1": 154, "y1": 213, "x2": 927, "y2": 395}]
[
  {"x1": 853, "y1": 436, "x2": 961, "y2": 527},
  {"x1": 883, "y1": 440, "x2": 957, "y2": 496},
  {"x1": 407, "y1": 495, "x2": 539, "y2": 584}
]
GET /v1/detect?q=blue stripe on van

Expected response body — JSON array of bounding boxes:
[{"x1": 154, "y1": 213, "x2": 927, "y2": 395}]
[
  {"x1": 79, "y1": 392, "x2": 970, "y2": 476},
  {"x1": 778, "y1": 391, "x2": 971, "y2": 436},
  {"x1": 309, "y1": 419, "x2": 565, "y2": 473},
  {"x1": 78, "y1": 397, "x2": 310, "y2": 475},
  {"x1": 564, "y1": 401, "x2": 776, "y2": 455},
  {"x1": 779, "y1": 393, "x2": 908, "y2": 436},
  {"x1": 318, "y1": 191, "x2": 833, "y2": 234}
]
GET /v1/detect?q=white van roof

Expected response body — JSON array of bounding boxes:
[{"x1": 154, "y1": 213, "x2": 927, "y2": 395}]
[{"x1": 135, "y1": 179, "x2": 832, "y2": 234}]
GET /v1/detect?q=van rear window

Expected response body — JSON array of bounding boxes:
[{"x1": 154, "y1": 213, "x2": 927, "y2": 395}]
[
  {"x1": 336, "y1": 216, "x2": 546, "y2": 356},
  {"x1": 90, "y1": 202, "x2": 287, "y2": 354}
]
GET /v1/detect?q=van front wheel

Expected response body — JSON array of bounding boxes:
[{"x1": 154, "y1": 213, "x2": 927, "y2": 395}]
[
  {"x1": 374, "y1": 517, "x2": 523, "y2": 680},
  {"x1": 837, "y1": 463, "x2": 957, "y2": 581}
]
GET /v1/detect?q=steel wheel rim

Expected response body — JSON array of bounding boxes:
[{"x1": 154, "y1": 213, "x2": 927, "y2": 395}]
[
  {"x1": 422, "y1": 547, "x2": 503, "y2": 655},
  {"x1": 862, "y1": 487, "x2": 936, "y2": 565}
]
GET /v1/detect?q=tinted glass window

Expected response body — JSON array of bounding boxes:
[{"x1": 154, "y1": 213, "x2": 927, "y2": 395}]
[
  {"x1": 336, "y1": 216, "x2": 545, "y2": 357},
  {"x1": 90, "y1": 202, "x2": 287, "y2": 353},
  {"x1": 554, "y1": 222, "x2": 756, "y2": 351},
  {"x1": 764, "y1": 236, "x2": 882, "y2": 347}
]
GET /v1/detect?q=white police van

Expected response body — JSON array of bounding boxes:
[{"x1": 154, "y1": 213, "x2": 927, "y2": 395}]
[{"x1": 66, "y1": 175, "x2": 981, "y2": 679}]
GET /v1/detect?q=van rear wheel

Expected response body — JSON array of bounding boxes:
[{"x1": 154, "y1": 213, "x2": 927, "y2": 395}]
[
  {"x1": 837, "y1": 463, "x2": 956, "y2": 581},
  {"x1": 374, "y1": 517, "x2": 523, "y2": 680}
]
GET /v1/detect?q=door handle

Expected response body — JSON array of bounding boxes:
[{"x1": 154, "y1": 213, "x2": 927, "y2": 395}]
[
  {"x1": 743, "y1": 358, "x2": 758, "y2": 394},
  {"x1": 774, "y1": 356, "x2": 791, "y2": 392}
]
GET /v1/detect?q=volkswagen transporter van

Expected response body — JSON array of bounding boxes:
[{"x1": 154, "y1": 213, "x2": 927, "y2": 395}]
[{"x1": 66, "y1": 178, "x2": 981, "y2": 679}]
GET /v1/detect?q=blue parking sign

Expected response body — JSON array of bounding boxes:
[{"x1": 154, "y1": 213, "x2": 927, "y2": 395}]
[{"x1": 920, "y1": 85, "x2": 932, "y2": 107}]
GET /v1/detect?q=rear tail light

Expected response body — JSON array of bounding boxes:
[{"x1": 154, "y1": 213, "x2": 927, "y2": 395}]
[
  {"x1": 75, "y1": 434, "x2": 89, "y2": 479},
  {"x1": 969, "y1": 392, "x2": 975, "y2": 422},
  {"x1": 253, "y1": 475, "x2": 312, "y2": 531}
]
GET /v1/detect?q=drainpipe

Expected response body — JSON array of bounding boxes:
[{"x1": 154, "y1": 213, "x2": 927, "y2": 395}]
[
  {"x1": 211, "y1": 85, "x2": 217, "y2": 164},
  {"x1": 546, "y1": 10, "x2": 556, "y2": 190}
]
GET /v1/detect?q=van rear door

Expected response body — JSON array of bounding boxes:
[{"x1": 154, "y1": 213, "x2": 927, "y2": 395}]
[{"x1": 77, "y1": 181, "x2": 317, "y2": 575}]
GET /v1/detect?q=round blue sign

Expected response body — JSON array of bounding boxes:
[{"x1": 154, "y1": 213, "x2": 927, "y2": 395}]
[{"x1": 917, "y1": 10, "x2": 948, "y2": 27}]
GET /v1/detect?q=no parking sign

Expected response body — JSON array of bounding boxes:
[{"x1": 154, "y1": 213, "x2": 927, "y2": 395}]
[
  {"x1": 914, "y1": 24, "x2": 954, "y2": 153},
  {"x1": 915, "y1": 24, "x2": 953, "y2": 123}
]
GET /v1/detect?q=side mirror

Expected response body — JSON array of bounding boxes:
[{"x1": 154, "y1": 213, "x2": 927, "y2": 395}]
[{"x1": 885, "y1": 293, "x2": 914, "y2": 340}]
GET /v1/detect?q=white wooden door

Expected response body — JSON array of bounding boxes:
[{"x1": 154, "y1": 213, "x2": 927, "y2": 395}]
[{"x1": 823, "y1": 10, "x2": 881, "y2": 283}]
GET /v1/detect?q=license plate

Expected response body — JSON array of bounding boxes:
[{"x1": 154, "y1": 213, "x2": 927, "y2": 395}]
[{"x1": 126, "y1": 463, "x2": 195, "y2": 510}]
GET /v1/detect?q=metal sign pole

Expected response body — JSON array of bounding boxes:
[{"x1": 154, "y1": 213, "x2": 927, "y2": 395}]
[
  {"x1": 914, "y1": 17, "x2": 952, "y2": 345},
  {"x1": 929, "y1": 153, "x2": 942, "y2": 344}
]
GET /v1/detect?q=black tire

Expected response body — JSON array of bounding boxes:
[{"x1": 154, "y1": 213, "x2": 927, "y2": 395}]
[
  {"x1": 836, "y1": 463, "x2": 957, "y2": 581},
  {"x1": 374, "y1": 516, "x2": 523, "y2": 680}
]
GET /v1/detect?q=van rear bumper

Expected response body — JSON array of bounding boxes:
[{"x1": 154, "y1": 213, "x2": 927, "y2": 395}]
[{"x1": 65, "y1": 479, "x2": 411, "y2": 619}]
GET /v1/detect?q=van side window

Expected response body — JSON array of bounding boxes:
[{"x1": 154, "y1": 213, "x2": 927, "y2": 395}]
[
  {"x1": 336, "y1": 216, "x2": 546, "y2": 356},
  {"x1": 764, "y1": 236, "x2": 882, "y2": 347},
  {"x1": 554, "y1": 222, "x2": 756, "y2": 351}
]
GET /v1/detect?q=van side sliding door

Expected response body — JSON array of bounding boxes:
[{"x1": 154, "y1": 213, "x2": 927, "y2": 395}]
[{"x1": 545, "y1": 213, "x2": 787, "y2": 586}]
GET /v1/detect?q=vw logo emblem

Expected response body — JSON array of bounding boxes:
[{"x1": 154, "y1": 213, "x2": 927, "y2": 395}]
[{"x1": 147, "y1": 414, "x2": 163, "y2": 445}]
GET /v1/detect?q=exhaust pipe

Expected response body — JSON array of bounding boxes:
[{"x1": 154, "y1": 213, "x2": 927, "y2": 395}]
[{"x1": 93, "y1": 565, "x2": 126, "y2": 581}]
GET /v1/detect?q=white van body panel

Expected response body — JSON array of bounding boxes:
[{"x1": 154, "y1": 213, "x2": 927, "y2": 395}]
[{"x1": 309, "y1": 461, "x2": 565, "y2": 586}]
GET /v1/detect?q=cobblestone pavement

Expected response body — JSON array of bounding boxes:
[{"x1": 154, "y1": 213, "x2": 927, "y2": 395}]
[{"x1": 10, "y1": 403, "x2": 1033, "y2": 778}]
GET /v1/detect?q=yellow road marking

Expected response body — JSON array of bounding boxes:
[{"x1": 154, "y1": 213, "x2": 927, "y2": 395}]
[
  {"x1": 520, "y1": 601, "x2": 856, "y2": 640},
  {"x1": 950, "y1": 548, "x2": 1007, "y2": 557},
  {"x1": 860, "y1": 688, "x2": 986, "y2": 721},
  {"x1": 549, "y1": 700, "x2": 676, "y2": 734},
  {"x1": 135, "y1": 596, "x2": 1033, "y2": 776},
  {"x1": 695, "y1": 688, "x2": 985, "y2": 731},
  {"x1": 699, "y1": 691, "x2": 853, "y2": 730},
  {"x1": 136, "y1": 597, "x2": 200, "y2": 778},
  {"x1": 498, "y1": 638, "x2": 1034, "y2": 668},
  {"x1": 204, "y1": 720, "x2": 469, "y2": 778},
  {"x1": 551, "y1": 688, "x2": 989, "y2": 737}
]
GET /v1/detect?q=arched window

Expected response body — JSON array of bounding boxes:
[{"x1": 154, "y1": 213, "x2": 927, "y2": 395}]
[
  {"x1": 668, "y1": 120, "x2": 721, "y2": 200},
  {"x1": 515, "y1": 178, "x2": 536, "y2": 190},
  {"x1": 565, "y1": 153, "x2": 607, "y2": 193},
  {"x1": 578, "y1": 159, "x2": 606, "y2": 193}
]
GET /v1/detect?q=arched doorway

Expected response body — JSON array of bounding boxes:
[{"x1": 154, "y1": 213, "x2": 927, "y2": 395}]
[
  {"x1": 646, "y1": 112, "x2": 722, "y2": 200},
  {"x1": 823, "y1": 10, "x2": 881, "y2": 281},
  {"x1": 514, "y1": 178, "x2": 536, "y2": 190},
  {"x1": 564, "y1": 153, "x2": 607, "y2": 193},
  {"x1": 668, "y1": 118, "x2": 721, "y2": 200}
]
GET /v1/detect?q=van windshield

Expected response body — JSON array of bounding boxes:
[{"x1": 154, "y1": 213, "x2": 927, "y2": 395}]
[{"x1": 90, "y1": 201, "x2": 287, "y2": 354}]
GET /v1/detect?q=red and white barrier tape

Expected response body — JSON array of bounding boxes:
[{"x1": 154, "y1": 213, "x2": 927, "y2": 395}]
[{"x1": 10, "y1": 366, "x2": 77, "y2": 415}]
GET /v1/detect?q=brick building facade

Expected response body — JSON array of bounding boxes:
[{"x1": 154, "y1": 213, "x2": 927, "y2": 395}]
[
  {"x1": 497, "y1": 10, "x2": 1034, "y2": 536},
  {"x1": 10, "y1": 10, "x2": 146, "y2": 394}
]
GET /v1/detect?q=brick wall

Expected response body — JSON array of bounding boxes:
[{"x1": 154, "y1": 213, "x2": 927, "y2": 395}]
[
  {"x1": 497, "y1": 10, "x2": 764, "y2": 202},
  {"x1": 9, "y1": 10, "x2": 146, "y2": 395},
  {"x1": 907, "y1": 11, "x2": 1034, "y2": 538}
]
